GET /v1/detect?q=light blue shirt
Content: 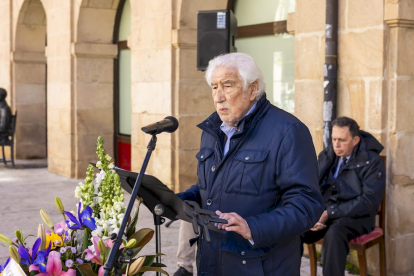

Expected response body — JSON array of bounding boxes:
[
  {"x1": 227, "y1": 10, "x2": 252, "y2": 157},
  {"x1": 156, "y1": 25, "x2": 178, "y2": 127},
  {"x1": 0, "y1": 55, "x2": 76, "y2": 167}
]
[
  {"x1": 220, "y1": 102, "x2": 257, "y2": 157},
  {"x1": 334, "y1": 155, "x2": 351, "y2": 179}
]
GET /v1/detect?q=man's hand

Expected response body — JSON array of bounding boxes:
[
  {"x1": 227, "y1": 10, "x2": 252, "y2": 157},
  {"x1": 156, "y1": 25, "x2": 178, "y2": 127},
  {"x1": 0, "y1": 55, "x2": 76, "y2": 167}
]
[
  {"x1": 310, "y1": 210, "x2": 328, "y2": 231},
  {"x1": 215, "y1": 210, "x2": 252, "y2": 240}
]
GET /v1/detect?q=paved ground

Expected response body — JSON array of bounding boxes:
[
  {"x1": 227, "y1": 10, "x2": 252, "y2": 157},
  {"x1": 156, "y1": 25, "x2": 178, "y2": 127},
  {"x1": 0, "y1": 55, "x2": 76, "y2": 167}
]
[{"x1": 0, "y1": 159, "x2": 330, "y2": 275}]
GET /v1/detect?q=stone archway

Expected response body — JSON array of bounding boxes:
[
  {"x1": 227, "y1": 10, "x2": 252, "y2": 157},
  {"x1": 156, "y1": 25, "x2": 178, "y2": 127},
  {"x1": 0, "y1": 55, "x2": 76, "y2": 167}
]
[
  {"x1": 72, "y1": 0, "x2": 119, "y2": 177},
  {"x1": 12, "y1": 0, "x2": 47, "y2": 159}
]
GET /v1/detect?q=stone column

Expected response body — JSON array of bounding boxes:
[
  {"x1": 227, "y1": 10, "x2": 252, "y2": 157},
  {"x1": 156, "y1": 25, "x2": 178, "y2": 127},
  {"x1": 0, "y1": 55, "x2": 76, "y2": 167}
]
[
  {"x1": 129, "y1": 0, "x2": 174, "y2": 188},
  {"x1": 170, "y1": 0, "x2": 226, "y2": 192},
  {"x1": 336, "y1": 0, "x2": 386, "y2": 145},
  {"x1": 289, "y1": 0, "x2": 326, "y2": 154},
  {"x1": 46, "y1": 1, "x2": 75, "y2": 177},
  {"x1": 171, "y1": 28, "x2": 214, "y2": 192},
  {"x1": 384, "y1": 1, "x2": 414, "y2": 275},
  {"x1": 71, "y1": 42, "x2": 117, "y2": 178}
]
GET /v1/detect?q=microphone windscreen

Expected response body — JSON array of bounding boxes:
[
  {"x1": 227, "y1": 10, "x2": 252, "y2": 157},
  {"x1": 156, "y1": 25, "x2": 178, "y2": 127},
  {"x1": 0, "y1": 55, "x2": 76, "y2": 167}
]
[{"x1": 164, "y1": 116, "x2": 179, "y2": 133}]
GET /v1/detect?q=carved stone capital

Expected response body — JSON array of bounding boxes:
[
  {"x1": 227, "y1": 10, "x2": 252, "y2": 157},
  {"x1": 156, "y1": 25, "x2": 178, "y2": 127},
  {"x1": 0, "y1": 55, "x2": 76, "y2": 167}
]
[
  {"x1": 385, "y1": 19, "x2": 414, "y2": 28},
  {"x1": 71, "y1": 43, "x2": 117, "y2": 58}
]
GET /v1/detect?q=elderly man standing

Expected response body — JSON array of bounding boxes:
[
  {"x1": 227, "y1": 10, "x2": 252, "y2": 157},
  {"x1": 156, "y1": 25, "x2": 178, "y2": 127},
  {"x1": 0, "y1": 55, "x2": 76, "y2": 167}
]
[
  {"x1": 177, "y1": 53, "x2": 324, "y2": 275},
  {"x1": 301, "y1": 117, "x2": 385, "y2": 276}
]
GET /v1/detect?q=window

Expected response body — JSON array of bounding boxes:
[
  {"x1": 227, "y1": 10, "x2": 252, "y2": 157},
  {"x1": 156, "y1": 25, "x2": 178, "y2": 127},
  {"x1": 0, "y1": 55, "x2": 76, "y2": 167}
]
[{"x1": 235, "y1": 0, "x2": 295, "y2": 113}]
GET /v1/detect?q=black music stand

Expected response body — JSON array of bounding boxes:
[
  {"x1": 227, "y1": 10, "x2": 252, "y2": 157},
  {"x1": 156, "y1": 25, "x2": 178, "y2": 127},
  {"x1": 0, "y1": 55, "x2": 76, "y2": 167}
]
[
  {"x1": 114, "y1": 167, "x2": 227, "y2": 238},
  {"x1": 94, "y1": 165, "x2": 226, "y2": 276}
]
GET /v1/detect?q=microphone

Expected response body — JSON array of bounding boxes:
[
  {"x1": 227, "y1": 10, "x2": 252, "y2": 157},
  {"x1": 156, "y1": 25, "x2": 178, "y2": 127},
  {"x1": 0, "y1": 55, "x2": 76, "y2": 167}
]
[{"x1": 141, "y1": 116, "x2": 179, "y2": 135}]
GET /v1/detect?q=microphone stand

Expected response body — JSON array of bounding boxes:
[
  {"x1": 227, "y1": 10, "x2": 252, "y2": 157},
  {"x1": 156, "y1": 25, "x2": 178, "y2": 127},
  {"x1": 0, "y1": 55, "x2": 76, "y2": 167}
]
[{"x1": 103, "y1": 135, "x2": 157, "y2": 276}]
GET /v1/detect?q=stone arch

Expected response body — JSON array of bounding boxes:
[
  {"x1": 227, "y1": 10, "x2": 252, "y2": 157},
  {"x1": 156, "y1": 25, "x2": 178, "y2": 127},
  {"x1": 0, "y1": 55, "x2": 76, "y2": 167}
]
[
  {"x1": 77, "y1": 0, "x2": 120, "y2": 44},
  {"x1": 71, "y1": 0, "x2": 120, "y2": 177},
  {"x1": 12, "y1": 0, "x2": 47, "y2": 159}
]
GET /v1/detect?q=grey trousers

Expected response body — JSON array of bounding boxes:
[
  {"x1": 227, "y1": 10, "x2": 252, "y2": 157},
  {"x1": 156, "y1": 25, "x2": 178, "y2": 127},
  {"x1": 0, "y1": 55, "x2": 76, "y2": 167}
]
[{"x1": 176, "y1": 221, "x2": 197, "y2": 273}]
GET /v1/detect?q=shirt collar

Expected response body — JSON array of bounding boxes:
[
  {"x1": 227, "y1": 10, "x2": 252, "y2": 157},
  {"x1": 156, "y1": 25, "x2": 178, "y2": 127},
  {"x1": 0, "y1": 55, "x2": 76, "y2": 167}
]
[{"x1": 220, "y1": 102, "x2": 257, "y2": 134}]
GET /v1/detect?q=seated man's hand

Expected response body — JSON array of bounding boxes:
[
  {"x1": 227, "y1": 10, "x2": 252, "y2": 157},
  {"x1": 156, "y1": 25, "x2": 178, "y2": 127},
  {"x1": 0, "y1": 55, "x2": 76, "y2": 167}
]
[
  {"x1": 215, "y1": 210, "x2": 252, "y2": 240},
  {"x1": 310, "y1": 210, "x2": 328, "y2": 231}
]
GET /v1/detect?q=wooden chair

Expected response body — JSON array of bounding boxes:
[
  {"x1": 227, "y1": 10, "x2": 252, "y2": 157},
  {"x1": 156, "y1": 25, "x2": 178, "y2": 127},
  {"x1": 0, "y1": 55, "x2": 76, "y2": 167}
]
[
  {"x1": 307, "y1": 156, "x2": 386, "y2": 276},
  {"x1": 1, "y1": 111, "x2": 17, "y2": 166}
]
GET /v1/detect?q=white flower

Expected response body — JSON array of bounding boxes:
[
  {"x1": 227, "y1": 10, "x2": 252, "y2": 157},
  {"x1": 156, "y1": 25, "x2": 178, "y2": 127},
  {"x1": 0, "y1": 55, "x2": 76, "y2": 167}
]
[
  {"x1": 108, "y1": 163, "x2": 114, "y2": 169},
  {"x1": 75, "y1": 187, "x2": 81, "y2": 198},
  {"x1": 102, "y1": 221, "x2": 109, "y2": 229}
]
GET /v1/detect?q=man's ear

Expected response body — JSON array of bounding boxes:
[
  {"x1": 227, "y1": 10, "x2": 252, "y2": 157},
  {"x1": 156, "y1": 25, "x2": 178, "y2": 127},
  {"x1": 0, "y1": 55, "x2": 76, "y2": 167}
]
[{"x1": 249, "y1": 81, "x2": 258, "y2": 101}]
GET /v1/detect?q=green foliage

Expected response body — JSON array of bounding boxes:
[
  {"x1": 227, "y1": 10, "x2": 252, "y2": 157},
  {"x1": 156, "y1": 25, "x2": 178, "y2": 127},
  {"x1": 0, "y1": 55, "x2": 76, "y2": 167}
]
[{"x1": 345, "y1": 262, "x2": 360, "y2": 275}]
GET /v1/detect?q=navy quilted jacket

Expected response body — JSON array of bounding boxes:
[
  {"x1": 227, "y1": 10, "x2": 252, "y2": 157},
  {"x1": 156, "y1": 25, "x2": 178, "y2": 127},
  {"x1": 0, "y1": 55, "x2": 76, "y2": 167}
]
[{"x1": 179, "y1": 95, "x2": 324, "y2": 275}]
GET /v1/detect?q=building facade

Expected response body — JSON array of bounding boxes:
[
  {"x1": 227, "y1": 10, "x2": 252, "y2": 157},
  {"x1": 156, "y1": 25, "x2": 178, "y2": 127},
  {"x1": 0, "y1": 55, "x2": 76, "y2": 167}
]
[{"x1": 0, "y1": 0, "x2": 413, "y2": 274}]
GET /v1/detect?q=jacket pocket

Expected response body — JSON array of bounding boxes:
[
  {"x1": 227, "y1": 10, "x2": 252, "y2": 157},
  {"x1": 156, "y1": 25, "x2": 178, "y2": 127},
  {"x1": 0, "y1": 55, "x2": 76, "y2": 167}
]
[
  {"x1": 225, "y1": 149, "x2": 269, "y2": 196},
  {"x1": 196, "y1": 148, "x2": 214, "y2": 190},
  {"x1": 220, "y1": 240, "x2": 269, "y2": 276}
]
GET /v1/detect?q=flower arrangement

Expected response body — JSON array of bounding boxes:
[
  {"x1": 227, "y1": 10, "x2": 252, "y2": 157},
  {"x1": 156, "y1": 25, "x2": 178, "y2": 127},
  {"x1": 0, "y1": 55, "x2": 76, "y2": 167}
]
[{"x1": 0, "y1": 137, "x2": 167, "y2": 276}]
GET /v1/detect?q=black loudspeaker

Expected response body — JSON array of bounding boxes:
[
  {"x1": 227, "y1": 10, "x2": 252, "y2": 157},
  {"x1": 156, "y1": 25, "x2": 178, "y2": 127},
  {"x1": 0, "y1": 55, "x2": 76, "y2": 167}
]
[{"x1": 197, "y1": 10, "x2": 237, "y2": 71}]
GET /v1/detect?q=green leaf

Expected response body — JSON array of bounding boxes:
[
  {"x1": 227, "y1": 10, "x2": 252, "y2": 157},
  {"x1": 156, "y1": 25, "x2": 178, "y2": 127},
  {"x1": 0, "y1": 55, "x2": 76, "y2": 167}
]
[
  {"x1": 77, "y1": 264, "x2": 98, "y2": 276},
  {"x1": 126, "y1": 206, "x2": 140, "y2": 239},
  {"x1": 141, "y1": 253, "x2": 165, "y2": 267},
  {"x1": 139, "y1": 266, "x2": 169, "y2": 275},
  {"x1": 128, "y1": 228, "x2": 154, "y2": 257},
  {"x1": 150, "y1": 262, "x2": 167, "y2": 267}
]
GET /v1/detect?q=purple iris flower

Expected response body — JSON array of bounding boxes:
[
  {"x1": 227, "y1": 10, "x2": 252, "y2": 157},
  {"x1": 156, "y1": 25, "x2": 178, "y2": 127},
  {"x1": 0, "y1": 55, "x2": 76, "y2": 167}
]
[
  {"x1": 28, "y1": 242, "x2": 51, "y2": 273},
  {"x1": 32, "y1": 251, "x2": 48, "y2": 273},
  {"x1": 18, "y1": 238, "x2": 41, "y2": 266},
  {"x1": 63, "y1": 203, "x2": 96, "y2": 231}
]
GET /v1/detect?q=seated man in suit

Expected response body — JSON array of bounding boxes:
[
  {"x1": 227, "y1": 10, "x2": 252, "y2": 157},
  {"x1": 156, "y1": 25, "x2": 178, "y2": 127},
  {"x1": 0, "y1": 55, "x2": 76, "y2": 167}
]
[
  {"x1": 0, "y1": 88, "x2": 12, "y2": 143},
  {"x1": 301, "y1": 116, "x2": 385, "y2": 276}
]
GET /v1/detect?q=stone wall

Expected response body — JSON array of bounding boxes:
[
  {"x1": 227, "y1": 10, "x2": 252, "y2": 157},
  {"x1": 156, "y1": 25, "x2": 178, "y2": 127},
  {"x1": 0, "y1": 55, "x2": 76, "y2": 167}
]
[
  {"x1": 170, "y1": 0, "x2": 226, "y2": 192},
  {"x1": 384, "y1": 1, "x2": 414, "y2": 275},
  {"x1": 291, "y1": 0, "x2": 414, "y2": 275},
  {"x1": 72, "y1": 0, "x2": 119, "y2": 178},
  {"x1": 290, "y1": 0, "x2": 326, "y2": 155},
  {"x1": 129, "y1": 0, "x2": 174, "y2": 188}
]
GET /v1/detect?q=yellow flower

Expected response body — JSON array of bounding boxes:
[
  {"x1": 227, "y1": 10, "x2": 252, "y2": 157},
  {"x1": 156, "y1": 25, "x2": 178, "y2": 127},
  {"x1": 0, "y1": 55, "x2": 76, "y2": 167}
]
[{"x1": 45, "y1": 232, "x2": 65, "y2": 250}]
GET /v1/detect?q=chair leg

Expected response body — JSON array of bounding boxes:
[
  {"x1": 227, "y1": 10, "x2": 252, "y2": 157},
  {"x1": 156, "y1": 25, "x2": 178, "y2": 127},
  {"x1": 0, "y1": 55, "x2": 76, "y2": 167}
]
[
  {"x1": 1, "y1": 145, "x2": 6, "y2": 165},
  {"x1": 379, "y1": 241, "x2": 386, "y2": 276},
  {"x1": 11, "y1": 145, "x2": 14, "y2": 167},
  {"x1": 357, "y1": 248, "x2": 368, "y2": 276},
  {"x1": 307, "y1": 244, "x2": 318, "y2": 276}
]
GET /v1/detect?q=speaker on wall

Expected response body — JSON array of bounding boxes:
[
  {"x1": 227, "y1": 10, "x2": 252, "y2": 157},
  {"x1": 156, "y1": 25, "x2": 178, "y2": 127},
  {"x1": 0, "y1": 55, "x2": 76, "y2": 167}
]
[{"x1": 197, "y1": 10, "x2": 237, "y2": 71}]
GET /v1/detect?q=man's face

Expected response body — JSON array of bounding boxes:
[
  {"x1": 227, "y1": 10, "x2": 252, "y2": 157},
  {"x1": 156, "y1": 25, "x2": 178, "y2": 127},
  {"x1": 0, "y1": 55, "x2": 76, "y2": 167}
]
[
  {"x1": 332, "y1": 125, "x2": 360, "y2": 157},
  {"x1": 210, "y1": 67, "x2": 257, "y2": 127}
]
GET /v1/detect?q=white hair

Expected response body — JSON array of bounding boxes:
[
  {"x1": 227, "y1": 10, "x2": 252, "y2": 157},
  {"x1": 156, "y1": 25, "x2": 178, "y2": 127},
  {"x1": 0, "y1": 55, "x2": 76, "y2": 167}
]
[{"x1": 205, "y1": 53, "x2": 266, "y2": 101}]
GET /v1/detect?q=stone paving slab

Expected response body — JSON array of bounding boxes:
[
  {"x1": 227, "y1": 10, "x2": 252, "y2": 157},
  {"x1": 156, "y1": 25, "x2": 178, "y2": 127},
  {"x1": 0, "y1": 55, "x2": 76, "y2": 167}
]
[{"x1": 0, "y1": 160, "x2": 332, "y2": 275}]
